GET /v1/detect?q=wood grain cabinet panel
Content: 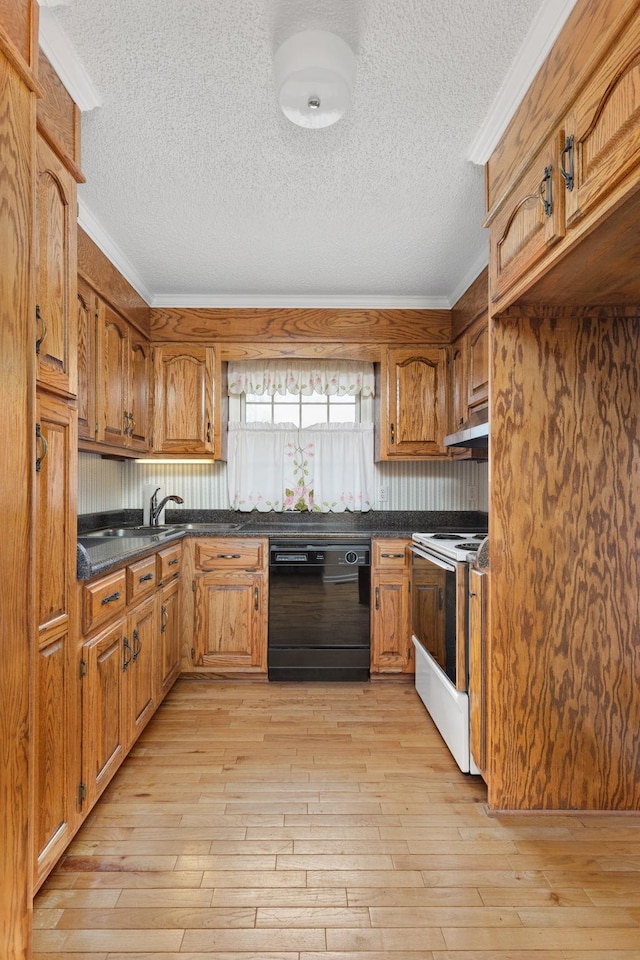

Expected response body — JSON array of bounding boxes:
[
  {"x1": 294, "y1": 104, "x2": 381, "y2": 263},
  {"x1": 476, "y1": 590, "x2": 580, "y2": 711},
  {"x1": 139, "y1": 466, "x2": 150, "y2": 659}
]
[
  {"x1": 377, "y1": 347, "x2": 449, "y2": 459},
  {"x1": 96, "y1": 301, "x2": 129, "y2": 447},
  {"x1": 450, "y1": 339, "x2": 467, "y2": 432},
  {"x1": 128, "y1": 330, "x2": 151, "y2": 453},
  {"x1": 158, "y1": 577, "x2": 181, "y2": 697},
  {"x1": 82, "y1": 569, "x2": 127, "y2": 634},
  {"x1": 76, "y1": 277, "x2": 97, "y2": 441},
  {"x1": 157, "y1": 542, "x2": 182, "y2": 585},
  {"x1": 370, "y1": 539, "x2": 412, "y2": 676},
  {"x1": 35, "y1": 134, "x2": 77, "y2": 398},
  {"x1": 564, "y1": 15, "x2": 640, "y2": 228},
  {"x1": 125, "y1": 595, "x2": 156, "y2": 748},
  {"x1": 152, "y1": 344, "x2": 221, "y2": 457},
  {"x1": 82, "y1": 620, "x2": 127, "y2": 808},
  {"x1": 33, "y1": 392, "x2": 79, "y2": 891},
  {"x1": 467, "y1": 320, "x2": 489, "y2": 411},
  {"x1": 126, "y1": 555, "x2": 157, "y2": 604},
  {"x1": 489, "y1": 131, "x2": 566, "y2": 309},
  {"x1": 469, "y1": 568, "x2": 488, "y2": 781}
]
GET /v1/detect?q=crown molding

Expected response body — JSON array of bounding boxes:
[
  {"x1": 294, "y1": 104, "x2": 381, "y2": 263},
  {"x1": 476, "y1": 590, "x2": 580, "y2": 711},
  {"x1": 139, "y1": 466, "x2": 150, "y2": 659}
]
[
  {"x1": 150, "y1": 293, "x2": 452, "y2": 309},
  {"x1": 448, "y1": 246, "x2": 489, "y2": 309},
  {"x1": 38, "y1": 8, "x2": 101, "y2": 111},
  {"x1": 467, "y1": 0, "x2": 579, "y2": 164},
  {"x1": 77, "y1": 199, "x2": 154, "y2": 305}
]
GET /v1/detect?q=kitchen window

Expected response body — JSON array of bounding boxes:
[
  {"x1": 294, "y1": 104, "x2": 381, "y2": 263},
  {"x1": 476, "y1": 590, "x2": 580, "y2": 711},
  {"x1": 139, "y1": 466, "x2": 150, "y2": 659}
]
[{"x1": 226, "y1": 361, "x2": 375, "y2": 513}]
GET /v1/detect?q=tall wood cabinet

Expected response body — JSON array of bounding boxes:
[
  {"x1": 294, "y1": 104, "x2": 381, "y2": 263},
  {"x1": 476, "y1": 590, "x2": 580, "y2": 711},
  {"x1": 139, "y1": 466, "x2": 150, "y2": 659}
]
[{"x1": 376, "y1": 346, "x2": 449, "y2": 459}]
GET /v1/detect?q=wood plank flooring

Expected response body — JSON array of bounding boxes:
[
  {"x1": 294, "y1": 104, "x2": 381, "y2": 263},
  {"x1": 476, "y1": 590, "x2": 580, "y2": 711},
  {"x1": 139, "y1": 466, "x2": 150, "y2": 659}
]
[{"x1": 34, "y1": 679, "x2": 640, "y2": 959}]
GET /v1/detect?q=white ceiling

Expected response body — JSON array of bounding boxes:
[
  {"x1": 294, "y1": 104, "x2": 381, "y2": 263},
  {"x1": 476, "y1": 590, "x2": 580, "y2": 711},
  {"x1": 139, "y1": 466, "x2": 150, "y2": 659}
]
[{"x1": 41, "y1": 0, "x2": 577, "y2": 308}]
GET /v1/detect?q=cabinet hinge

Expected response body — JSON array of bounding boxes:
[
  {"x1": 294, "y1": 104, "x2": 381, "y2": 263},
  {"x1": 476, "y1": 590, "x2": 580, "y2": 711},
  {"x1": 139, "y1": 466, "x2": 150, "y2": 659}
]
[
  {"x1": 79, "y1": 658, "x2": 88, "y2": 678},
  {"x1": 78, "y1": 782, "x2": 87, "y2": 807},
  {"x1": 190, "y1": 647, "x2": 195, "y2": 661},
  {"x1": 192, "y1": 579, "x2": 196, "y2": 592}
]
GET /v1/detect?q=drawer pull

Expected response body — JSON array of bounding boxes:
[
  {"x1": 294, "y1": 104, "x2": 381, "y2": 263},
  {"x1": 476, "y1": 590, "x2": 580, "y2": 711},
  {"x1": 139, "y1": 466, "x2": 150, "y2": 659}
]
[
  {"x1": 168, "y1": 558, "x2": 179, "y2": 566},
  {"x1": 160, "y1": 604, "x2": 167, "y2": 633},
  {"x1": 254, "y1": 585, "x2": 259, "y2": 611},
  {"x1": 139, "y1": 573, "x2": 153, "y2": 582},
  {"x1": 101, "y1": 591, "x2": 121, "y2": 605},
  {"x1": 375, "y1": 586, "x2": 380, "y2": 611},
  {"x1": 216, "y1": 553, "x2": 241, "y2": 559},
  {"x1": 132, "y1": 628, "x2": 141, "y2": 662},
  {"x1": 381, "y1": 553, "x2": 403, "y2": 558},
  {"x1": 123, "y1": 636, "x2": 132, "y2": 671}
]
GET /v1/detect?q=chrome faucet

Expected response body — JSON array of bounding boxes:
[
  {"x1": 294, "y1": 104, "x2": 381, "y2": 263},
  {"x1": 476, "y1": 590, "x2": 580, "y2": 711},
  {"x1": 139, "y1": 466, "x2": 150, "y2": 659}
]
[{"x1": 150, "y1": 486, "x2": 184, "y2": 526}]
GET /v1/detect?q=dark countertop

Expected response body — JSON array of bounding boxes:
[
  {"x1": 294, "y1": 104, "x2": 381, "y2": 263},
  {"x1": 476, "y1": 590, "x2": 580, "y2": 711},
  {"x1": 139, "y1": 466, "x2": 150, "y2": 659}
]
[{"x1": 77, "y1": 508, "x2": 488, "y2": 580}]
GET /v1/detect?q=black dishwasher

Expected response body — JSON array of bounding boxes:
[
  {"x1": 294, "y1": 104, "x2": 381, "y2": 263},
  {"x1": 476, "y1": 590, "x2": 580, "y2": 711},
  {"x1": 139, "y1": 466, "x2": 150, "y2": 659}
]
[{"x1": 268, "y1": 540, "x2": 371, "y2": 681}]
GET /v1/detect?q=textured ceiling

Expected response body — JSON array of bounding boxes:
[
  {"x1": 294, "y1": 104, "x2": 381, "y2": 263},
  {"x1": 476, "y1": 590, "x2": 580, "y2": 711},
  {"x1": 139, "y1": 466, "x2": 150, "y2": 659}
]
[{"x1": 51, "y1": 0, "x2": 553, "y2": 306}]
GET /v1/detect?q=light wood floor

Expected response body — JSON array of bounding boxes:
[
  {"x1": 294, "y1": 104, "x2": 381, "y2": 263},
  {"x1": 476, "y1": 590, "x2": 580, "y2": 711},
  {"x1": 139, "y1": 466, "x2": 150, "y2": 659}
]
[{"x1": 34, "y1": 679, "x2": 640, "y2": 959}]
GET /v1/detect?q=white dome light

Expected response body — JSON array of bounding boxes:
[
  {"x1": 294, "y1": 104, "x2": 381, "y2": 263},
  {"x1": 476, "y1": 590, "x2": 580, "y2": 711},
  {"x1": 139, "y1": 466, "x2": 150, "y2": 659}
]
[{"x1": 274, "y1": 30, "x2": 356, "y2": 129}]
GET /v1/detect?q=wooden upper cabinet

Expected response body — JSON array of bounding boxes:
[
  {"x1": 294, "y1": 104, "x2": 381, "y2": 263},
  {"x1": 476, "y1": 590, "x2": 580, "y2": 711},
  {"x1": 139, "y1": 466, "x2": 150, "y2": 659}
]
[
  {"x1": 467, "y1": 319, "x2": 488, "y2": 411},
  {"x1": 377, "y1": 347, "x2": 448, "y2": 459},
  {"x1": 152, "y1": 344, "x2": 220, "y2": 457},
  {"x1": 77, "y1": 278, "x2": 96, "y2": 441},
  {"x1": 563, "y1": 15, "x2": 640, "y2": 229},
  {"x1": 450, "y1": 339, "x2": 467, "y2": 433},
  {"x1": 35, "y1": 135, "x2": 77, "y2": 398},
  {"x1": 488, "y1": 131, "x2": 566, "y2": 309},
  {"x1": 84, "y1": 291, "x2": 150, "y2": 454},
  {"x1": 96, "y1": 301, "x2": 129, "y2": 447}
]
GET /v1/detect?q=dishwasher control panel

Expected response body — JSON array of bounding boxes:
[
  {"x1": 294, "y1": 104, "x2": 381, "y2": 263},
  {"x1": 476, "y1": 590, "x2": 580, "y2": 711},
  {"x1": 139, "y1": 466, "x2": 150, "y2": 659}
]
[{"x1": 269, "y1": 541, "x2": 370, "y2": 567}]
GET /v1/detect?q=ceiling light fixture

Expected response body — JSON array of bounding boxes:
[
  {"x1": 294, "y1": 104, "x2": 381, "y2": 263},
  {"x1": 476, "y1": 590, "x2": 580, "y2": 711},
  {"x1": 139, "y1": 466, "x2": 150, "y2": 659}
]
[{"x1": 273, "y1": 30, "x2": 356, "y2": 129}]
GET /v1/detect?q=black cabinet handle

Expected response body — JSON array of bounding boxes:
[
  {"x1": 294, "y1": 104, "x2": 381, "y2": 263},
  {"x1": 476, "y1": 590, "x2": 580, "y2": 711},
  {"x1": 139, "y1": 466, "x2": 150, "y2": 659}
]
[
  {"x1": 168, "y1": 558, "x2": 179, "y2": 566},
  {"x1": 132, "y1": 628, "x2": 141, "y2": 662},
  {"x1": 139, "y1": 573, "x2": 153, "y2": 582},
  {"x1": 123, "y1": 636, "x2": 132, "y2": 671},
  {"x1": 381, "y1": 553, "x2": 404, "y2": 558},
  {"x1": 101, "y1": 591, "x2": 121, "y2": 605},
  {"x1": 216, "y1": 554, "x2": 241, "y2": 559}
]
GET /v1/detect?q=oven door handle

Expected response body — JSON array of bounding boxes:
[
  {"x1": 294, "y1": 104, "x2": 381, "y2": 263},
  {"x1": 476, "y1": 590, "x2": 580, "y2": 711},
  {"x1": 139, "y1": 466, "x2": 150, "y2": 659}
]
[{"x1": 409, "y1": 544, "x2": 456, "y2": 572}]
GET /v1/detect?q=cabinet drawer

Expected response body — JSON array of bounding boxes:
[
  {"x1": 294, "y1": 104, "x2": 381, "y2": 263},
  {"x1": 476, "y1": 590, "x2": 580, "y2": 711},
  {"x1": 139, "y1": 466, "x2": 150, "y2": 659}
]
[
  {"x1": 157, "y1": 543, "x2": 182, "y2": 584},
  {"x1": 372, "y1": 539, "x2": 409, "y2": 570},
  {"x1": 195, "y1": 538, "x2": 264, "y2": 571},
  {"x1": 126, "y1": 555, "x2": 157, "y2": 603},
  {"x1": 83, "y1": 569, "x2": 127, "y2": 634}
]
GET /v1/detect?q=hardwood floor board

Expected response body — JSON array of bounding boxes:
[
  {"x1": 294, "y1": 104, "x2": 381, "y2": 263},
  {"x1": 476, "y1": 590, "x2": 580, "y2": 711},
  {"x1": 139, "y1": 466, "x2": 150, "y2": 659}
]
[
  {"x1": 35, "y1": 890, "x2": 122, "y2": 909},
  {"x1": 587, "y1": 884, "x2": 640, "y2": 905},
  {"x1": 370, "y1": 905, "x2": 523, "y2": 927},
  {"x1": 58, "y1": 855, "x2": 178, "y2": 872},
  {"x1": 181, "y1": 928, "x2": 326, "y2": 951},
  {"x1": 543, "y1": 867, "x2": 640, "y2": 887},
  {"x1": 174, "y1": 854, "x2": 277, "y2": 870},
  {"x1": 307, "y1": 870, "x2": 425, "y2": 887},
  {"x1": 292, "y1": 840, "x2": 410, "y2": 855},
  {"x1": 441, "y1": 927, "x2": 640, "y2": 950},
  {"x1": 478, "y1": 886, "x2": 593, "y2": 906},
  {"x1": 378, "y1": 827, "x2": 461, "y2": 842},
  {"x1": 305, "y1": 803, "x2": 385, "y2": 815},
  {"x1": 212, "y1": 887, "x2": 349, "y2": 907},
  {"x1": 284, "y1": 814, "x2": 403, "y2": 826},
  {"x1": 69, "y1": 841, "x2": 213, "y2": 857},
  {"x1": 128, "y1": 826, "x2": 247, "y2": 841},
  {"x1": 33, "y1": 909, "x2": 64, "y2": 929},
  {"x1": 347, "y1": 887, "x2": 484, "y2": 907},
  {"x1": 220, "y1": 786, "x2": 323, "y2": 798},
  {"x1": 53, "y1": 906, "x2": 256, "y2": 929},
  {"x1": 301, "y1": 953, "x2": 437, "y2": 960},
  {"x1": 420, "y1": 870, "x2": 549, "y2": 887},
  {"x1": 222, "y1": 801, "x2": 310, "y2": 814},
  {"x1": 206, "y1": 839, "x2": 294, "y2": 854},
  {"x1": 275, "y1": 854, "x2": 394, "y2": 870},
  {"x1": 458, "y1": 825, "x2": 576, "y2": 840},
  {"x1": 406, "y1": 840, "x2": 520, "y2": 855},
  {"x1": 514, "y1": 840, "x2": 640, "y2": 856},
  {"x1": 32, "y1": 929, "x2": 184, "y2": 953},
  {"x1": 431, "y1": 953, "x2": 567, "y2": 960},
  {"x1": 394, "y1": 854, "x2": 516, "y2": 871},
  {"x1": 113, "y1": 888, "x2": 214, "y2": 907},
  {"x1": 31, "y1": 954, "x2": 108, "y2": 960},
  {"x1": 107, "y1": 954, "x2": 299, "y2": 960},
  {"x1": 84, "y1": 813, "x2": 182, "y2": 828},
  {"x1": 200, "y1": 870, "x2": 307, "y2": 888},
  {"x1": 255, "y1": 906, "x2": 371, "y2": 927},
  {"x1": 244, "y1": 826, "x2": 382, "y2": 840},
  {"x1": 516, "y1": 906, "x2": 639, "y2": 927},
  {"x1": 325, "y1": 927, "x2": 447, "y2": 950},
  {"x1": 562, "y1": 953, "x2": 640, "y2": 960},
  {"x1": 65, "y1": 871, "x2": 205, "y2": 889}
]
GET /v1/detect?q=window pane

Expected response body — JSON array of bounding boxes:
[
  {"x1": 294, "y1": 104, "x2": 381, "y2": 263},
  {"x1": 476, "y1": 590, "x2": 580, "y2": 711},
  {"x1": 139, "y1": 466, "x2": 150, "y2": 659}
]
[
  {"x1": 329, "y1": 405, "x2": 356, "y2": 423},
  {"x1": 246, "y1": 393, "x2": 272, "y2": 404},
  {"x1": 274, "y1": 405, "x2": 300, "y2": 426},
  {"x1": 278, "y1": 393, "x2": 300, "y2": 404},
  {"x1": 330, "y1": 394, "x2": 355, "y2": 404},
  {"x1": 301, "y1": 405, "x2": 328, "y2": 428},
  {"x1": 246, "y1": 404, "x2": 273, "y2": 423}
]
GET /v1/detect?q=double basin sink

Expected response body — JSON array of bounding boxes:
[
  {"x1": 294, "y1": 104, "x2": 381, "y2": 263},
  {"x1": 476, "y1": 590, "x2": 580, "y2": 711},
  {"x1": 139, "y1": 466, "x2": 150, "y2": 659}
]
[{"x1": 81, "y1": 522, "x2": 241, "y2": 541}]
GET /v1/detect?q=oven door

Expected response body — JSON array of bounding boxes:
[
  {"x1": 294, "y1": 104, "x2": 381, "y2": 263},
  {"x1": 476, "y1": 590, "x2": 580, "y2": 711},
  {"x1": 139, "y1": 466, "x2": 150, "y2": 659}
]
[{"x1": 410, "y1": 545, "x2": 459, "y2": 687}]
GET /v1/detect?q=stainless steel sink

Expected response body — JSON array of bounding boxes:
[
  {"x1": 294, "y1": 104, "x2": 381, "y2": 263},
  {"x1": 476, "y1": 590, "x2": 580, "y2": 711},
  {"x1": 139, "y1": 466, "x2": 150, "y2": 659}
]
[
  {"x1": 82, "y1": 525, "x2": 177, "y2": 538},
  {"x1": 178, "y1": 522, "x2": 240, "y2": 531}
]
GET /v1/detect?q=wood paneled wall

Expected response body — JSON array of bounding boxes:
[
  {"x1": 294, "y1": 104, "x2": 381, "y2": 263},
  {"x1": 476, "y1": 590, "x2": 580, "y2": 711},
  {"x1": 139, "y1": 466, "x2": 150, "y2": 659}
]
[
  {"x1": 150, "y1": 307, "x2": 451, "y2": 345},
  {"x1": 451, "y1": 268, "x2": 488, "y2": 340},
  {"x1": 78, "y1": 228, "x2": 151, "y2": 337},
  {"x1": 489, "y1": 310, "x2": 640, "y2": 810}
]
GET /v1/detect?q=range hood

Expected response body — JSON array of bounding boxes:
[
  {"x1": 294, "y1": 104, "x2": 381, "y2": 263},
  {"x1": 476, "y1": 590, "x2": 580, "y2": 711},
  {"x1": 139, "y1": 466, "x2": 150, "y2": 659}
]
[{"x1": 444, "y1": 411, "x2": 489, "y2": 449}]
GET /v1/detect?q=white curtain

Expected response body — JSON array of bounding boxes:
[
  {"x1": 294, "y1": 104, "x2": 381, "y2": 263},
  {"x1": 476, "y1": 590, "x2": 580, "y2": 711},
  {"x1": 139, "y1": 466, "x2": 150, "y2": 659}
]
[
  {"x1": 227, "y1": 422, "x2": 375, "y2": 513},
  {"x1": 228, "y1": 360, "x2": 375, "y2": 397}
]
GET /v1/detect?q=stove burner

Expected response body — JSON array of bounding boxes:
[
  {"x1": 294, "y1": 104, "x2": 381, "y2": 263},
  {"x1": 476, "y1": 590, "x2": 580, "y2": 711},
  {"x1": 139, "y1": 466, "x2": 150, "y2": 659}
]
[
  {"x1": 431, "y1": 533, "x2": 465, "y2": 540},
  {"x1": 457, "y1": 542, "x2": 481, "y2": 550}
]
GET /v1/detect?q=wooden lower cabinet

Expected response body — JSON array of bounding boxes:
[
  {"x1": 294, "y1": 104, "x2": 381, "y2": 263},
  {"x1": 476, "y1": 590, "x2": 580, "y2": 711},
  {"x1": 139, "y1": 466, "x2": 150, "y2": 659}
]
[
  {"x1": 126, "y1": 595, "x2": 156, "y2": 748},
  {"x1": 158, "y1": 578, "x2": 182, "y2": 697},
  {"x1": 370, "y1": 539, "x2": 413, "y2": 675},
  {"x1": 469, "y1": 568, "x2": 488, "y2": 781},
  {"x1": 189, "y1": 538, "x2": 268, "y2": 674}
]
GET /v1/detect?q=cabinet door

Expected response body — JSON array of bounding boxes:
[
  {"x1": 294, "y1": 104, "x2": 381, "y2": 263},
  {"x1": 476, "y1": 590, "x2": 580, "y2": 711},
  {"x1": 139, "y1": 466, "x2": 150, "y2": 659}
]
[
  {"x1": 77, "y1": 278, "x2": 97, "y2": 441},
  {"x1": 33, "y1": 394, "x2": 79, "y2": 887},
  {"x1": 96, "y1": 300, "x2": 129, "y2": 447},
  {"x1": 35, "y1": 135, "x2": 77, "y2": 398},
  {"x1": 193, "y1": 572, "x2": 266, "y2": 672},
  {"x1": 371, "y1": 575, "x2": 412, "y2": 674},
  {"x1": 378, "y1": 347, "x2": 448, "y2": 459},
  {"x1": 126, "y1": 596, "x2": 156, "y2": 747},
  {"x1": 82, "y1": 620, "x2": 127, "y2": 807},
  {"x1": 128, "y1": 331, "x2": 151, "y2": 453},
  {"x1": 158, "y1": 578, "x2": 181, "y2": 698},
  {"x1": 152, "y1": 344, "x2": 215, "y2": 456},
  {"x1": 469, "y1": 569, "x2": 488, "y2": 780},
  {"x1": 467, "y1": 320, "x2": 489, "y2": 411},
  {"x1": 564, "y1": 17, "x2": 640, "y2": 229},
  {"x1": 489, "y1": 132, "x2": 565, "y2": 309},
  {"x1": 450, "y1": 338, "x2": 468, "y2": 432}
]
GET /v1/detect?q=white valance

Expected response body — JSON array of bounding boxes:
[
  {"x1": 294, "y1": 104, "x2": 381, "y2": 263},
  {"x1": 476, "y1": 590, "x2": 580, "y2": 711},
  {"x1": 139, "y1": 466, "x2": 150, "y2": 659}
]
[
  {"x1": 227, "y1": 360, "x2": 375, "y2": 397},
  {"x1": 227, "y1": 422, "x2": 375, "y2": 513}
]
